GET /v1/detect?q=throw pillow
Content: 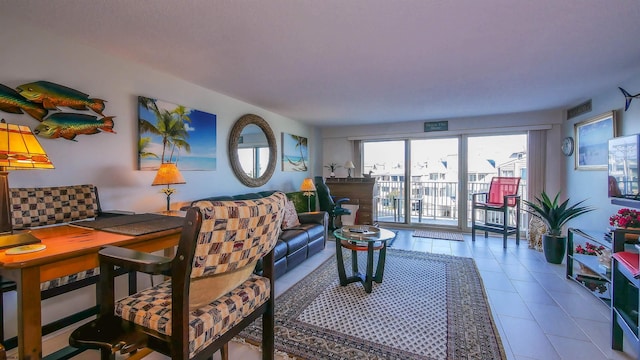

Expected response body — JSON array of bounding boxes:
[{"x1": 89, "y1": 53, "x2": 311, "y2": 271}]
[{"x1": 281, "y1": 200, "x2": 301, "y2": 229}]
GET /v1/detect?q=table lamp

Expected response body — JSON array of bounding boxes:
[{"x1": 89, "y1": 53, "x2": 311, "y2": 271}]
[
  {"x1": 300, "y1": 177, "x2": 315, "y2": 212},
  {"x1": 152, "y1": 162, "x2": 186, "y2": 212},
  {"x1": 0, "y1": 121, "x2": 54, "y2": 234},
  {"x1": 344, "y1": 160, "x2": 355, "y2": 178}
]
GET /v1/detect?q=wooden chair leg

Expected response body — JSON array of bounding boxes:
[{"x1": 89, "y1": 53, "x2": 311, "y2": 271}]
[{"x1": 220, "y1": 343, "x2": 228, "y2": 360}]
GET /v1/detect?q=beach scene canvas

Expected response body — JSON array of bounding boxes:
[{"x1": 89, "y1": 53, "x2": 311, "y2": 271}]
[
  {"x1": 281, "y1": 132, "x2": 308, "y2": 171},
  {"x1": 138, "y1": 96, "x2": 216, "y2": 171}
]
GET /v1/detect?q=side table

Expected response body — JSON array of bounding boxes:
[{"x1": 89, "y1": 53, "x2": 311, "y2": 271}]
[{"x1": 333, "y1": 226, "x2": 396, "y2": 293}]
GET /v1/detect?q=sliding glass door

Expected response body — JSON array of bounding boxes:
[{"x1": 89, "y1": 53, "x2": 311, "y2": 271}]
[
  {"x1": 466, "y1": 134, "x2": 527, "y2": 229},
  {"x1": 362, "y1": 133, "x2": 527, "y2": 230},
  {"x1": 363, "y1": 141, "x2": 405, "y2": 224}
]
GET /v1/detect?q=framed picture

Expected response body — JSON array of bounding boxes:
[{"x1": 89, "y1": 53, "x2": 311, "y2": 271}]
[
  {"x1": 575, "y1": 110, "x2": 617, "y2": 170},
  {"x1": 138, "y1": 96, "x2": 217, "y2": 171},
  {"x1": 281, "y1": 133, "x2": 308, "y2": 171}
]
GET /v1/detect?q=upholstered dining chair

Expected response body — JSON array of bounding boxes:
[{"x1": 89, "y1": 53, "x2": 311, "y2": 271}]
[
  {"x1": 314, "y1": 176, "x2": 350, "y2": 230},
  {"x1": 69, "y1": 192, "x2": 287, "y2": 360},
  {"x1": 471, "y1": 176, "x2": 521, "y2": 248}
]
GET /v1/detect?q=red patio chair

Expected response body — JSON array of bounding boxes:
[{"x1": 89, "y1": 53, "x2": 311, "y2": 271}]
[{"x1": 471, "y1": 177, "x2": 521, "y2": 248}]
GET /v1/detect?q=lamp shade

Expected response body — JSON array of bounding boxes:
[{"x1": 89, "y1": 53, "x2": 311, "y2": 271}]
[
  {"x1": 152, "y1": 163, "x2": 185, "y2": 186},
  {"x1": 300, "y1": 178, "x2": 315, "y2": 192},
  {"x1": 344, "y1": 161, "x2": 355, "y2": 169},
  {"x1": 0, "y1": 122, "x2": 54, "y2": 170}
]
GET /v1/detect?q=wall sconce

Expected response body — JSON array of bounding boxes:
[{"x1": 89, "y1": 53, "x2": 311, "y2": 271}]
[
  {"x1": 152, "y1": 163, "x2": 186, "y2": 212},
  {"x1": 0, "y1": 121, "x2": 54, "y2": 234},
  {"x1": 299, "y1": 178, "x2": 315, "y2": 212},
  {"x1": 344, "y1": 160, "x2": 355, "y2": 178}
]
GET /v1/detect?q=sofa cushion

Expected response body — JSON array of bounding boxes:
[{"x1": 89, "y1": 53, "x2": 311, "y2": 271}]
[
  {"x1": 280, "y1": 229, "x2": 308, "y2": 254},
  {"x1": 273, "y1": 240, "x2": 288, "y2": 261},
  {"x1": 296, "y1": 222, "x2": 324, "y2": 241}
]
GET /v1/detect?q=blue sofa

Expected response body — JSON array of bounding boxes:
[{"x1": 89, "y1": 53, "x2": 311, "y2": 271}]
[{"x1": 183, "y1": 191, "x2": 328, "y2": 278}]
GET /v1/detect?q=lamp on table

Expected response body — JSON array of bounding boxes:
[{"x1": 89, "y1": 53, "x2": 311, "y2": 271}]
[
  {"x1": 152, "y1": 163, "x2": 186, "y2": 212},
  {"x1": 300, "y1": 177, "x2": 315, "y2": 212},
  {"x1": 344, "y1": 160, "x2": 355, "y2": 178},
  {"x1": 0, "y1": 121, "x2": 54, "y2": 234}
]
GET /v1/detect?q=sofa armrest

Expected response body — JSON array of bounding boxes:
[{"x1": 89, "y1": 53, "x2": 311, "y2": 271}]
[{"x1": 298, "y1": 211, "x2": 328, "y2": 226}]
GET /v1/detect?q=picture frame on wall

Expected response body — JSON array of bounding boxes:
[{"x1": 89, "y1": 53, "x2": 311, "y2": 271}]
[
  {"x1": 575, "y1": 110, "x2": 617, "y2": 170},
  {"x1": 281, "y1": 133, "x2": 308, "y2": 171},
  {"x1": 138, "y1": 96, "x2": 217, "y2": 171}
]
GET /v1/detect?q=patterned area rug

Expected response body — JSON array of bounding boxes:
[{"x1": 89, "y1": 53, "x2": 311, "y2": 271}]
[
  {"x1": 239, "y1": 249, "x2": 505, "y2": 360},
  {"x1": 413, "y1": 230, "x2": 464, "y2": 241}
]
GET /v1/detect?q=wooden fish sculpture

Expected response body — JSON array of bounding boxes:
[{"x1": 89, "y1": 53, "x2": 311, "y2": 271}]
[
  {"x1": 34, "y1": 113, "x2": 115, "y2": 141},
  {"x1": 16, "y1": 81, "x2": 106, "y2": 116},
  {"x1": 0, "y1": 83, "x2": 47, "y2": 121},
  {"x1": 619, "y1": 87, "x2": 640, "y2": 111}
]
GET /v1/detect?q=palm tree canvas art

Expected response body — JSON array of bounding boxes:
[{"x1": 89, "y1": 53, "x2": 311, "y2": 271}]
[
  {"x1": 281, "y1": 133, "x2": 308, "y2": 171},
  {"x1": 138, "y1": 96, "x2": 217, "y2": 171}
]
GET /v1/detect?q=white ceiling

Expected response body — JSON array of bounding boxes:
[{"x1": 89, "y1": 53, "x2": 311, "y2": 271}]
[{"x1": 4, "y1": 0, "x2": 640, "y2": 126}]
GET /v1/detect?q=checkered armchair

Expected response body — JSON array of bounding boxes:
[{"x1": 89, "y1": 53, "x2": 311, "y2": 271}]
[{"x1": 70, "y1": 192, "x2": 287, "y2": 360}]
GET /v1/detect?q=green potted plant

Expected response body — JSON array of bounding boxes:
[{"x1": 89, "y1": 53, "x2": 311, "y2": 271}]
[
  {"x1": 523, "y1": 191, "x2": 595, "y2": 264},
  {"x1": 324, "y1": 162, "x2": 341, "y2": 177}
]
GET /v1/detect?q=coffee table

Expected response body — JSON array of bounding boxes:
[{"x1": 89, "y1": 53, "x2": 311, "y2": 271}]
[{"x1": 333, "y1": 226, "x2": 396, "y2": 293}]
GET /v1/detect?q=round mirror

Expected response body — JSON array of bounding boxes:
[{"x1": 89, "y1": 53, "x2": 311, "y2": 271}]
[{"x1": 229, "y1": 114, "x2": 277, "y2": 187}]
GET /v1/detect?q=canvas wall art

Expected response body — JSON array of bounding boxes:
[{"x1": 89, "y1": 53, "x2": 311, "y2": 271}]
[
  {"x1": 281, "y1": 132, "x2": 308, "y2": 171},
  {"x1": 575, "y1": 110, "x2": 616, "y2": 170},
  {"x1": 138, "y1": 96, "x2": 216, "y2": 171}
]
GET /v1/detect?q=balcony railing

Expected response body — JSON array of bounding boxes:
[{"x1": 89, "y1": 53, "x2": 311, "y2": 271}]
[{"x1": 374, "y1": 180, "x2": 527, "y2": 227}]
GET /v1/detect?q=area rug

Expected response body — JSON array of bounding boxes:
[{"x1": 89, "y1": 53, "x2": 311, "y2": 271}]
[
  {"x1": 413, "y1": 229, "x2": 464, "y2": 241},
  {"x1": 239, "y1": 249, "x2": 505, "y2": 360}
]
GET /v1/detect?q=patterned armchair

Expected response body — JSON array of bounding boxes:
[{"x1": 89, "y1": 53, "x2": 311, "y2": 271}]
[{"x1": 70, "y1": 192, "x2": 287, "y2": 360}]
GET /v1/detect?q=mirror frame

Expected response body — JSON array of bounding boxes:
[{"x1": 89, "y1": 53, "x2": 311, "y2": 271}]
[{"x1": 228, "y1": 114, "x2": 277, "y2": 187}]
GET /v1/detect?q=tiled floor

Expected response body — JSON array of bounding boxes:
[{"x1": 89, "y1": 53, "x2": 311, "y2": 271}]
[{"x1": 28, "y1": 230, "x2": 639, "y2": 359}]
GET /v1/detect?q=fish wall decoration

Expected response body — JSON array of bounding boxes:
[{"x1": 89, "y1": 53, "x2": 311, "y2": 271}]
[
  {"x1": 619, "y1": 87, "x2": 640, "y2": 111},
  {"x1": 34, "y1": 113, "x2": 115, "y2": 141},
  {"x1": 0, "y1": 83, "x2": 47, "y2": 121},
  {"x1": 17, "y1": 80, "x2": 106, "y2": 116}
]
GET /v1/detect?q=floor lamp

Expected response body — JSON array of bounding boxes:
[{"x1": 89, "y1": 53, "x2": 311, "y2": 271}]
[
  {"x1": 0, "y1": 121, "x2": 54, "y2": 234},
  {"x1": 300, "y1": 178, "x2": 315, "y2": 212},
  {"x1": 152, "y1": 163, "x2": 186, "y2": 212}
]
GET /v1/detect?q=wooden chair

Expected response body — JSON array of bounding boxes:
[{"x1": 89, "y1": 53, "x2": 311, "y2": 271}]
[
  {"x1": 69, "y1": 192, "x2": 287, "y2": 360},
  {"x1": 471, "y1": 177, "x2": 521, "y2": 248},
  {"x1": 0, "y1": 184, "x2": 136, "y2": 352},
  {"x1": 315, "y1": 176, "x2": 350, "y2": 230}
]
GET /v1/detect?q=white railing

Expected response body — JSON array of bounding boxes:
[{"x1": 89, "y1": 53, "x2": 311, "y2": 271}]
[{"x1": 375, "y1": 180, "x2": 527, "y2": 226}]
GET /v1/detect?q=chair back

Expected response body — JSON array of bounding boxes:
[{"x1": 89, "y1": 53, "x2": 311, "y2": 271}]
[
  {"x1": 189, "y1": 191, "x2": 287, "y2": 278},
  {"x1": 314, "y1": 176, "x2": 336, "y2": 212},
  {"x1": 487, "y1": 177, "x2": 520, "y2": 207}
]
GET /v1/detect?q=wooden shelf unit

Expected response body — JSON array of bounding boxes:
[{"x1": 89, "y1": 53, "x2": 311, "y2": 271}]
[{"x1": 325, "y1": 177, "x2": 377, "y2": 225}]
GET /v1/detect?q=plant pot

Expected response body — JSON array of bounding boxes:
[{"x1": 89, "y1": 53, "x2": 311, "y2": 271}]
[
  {"x1": 330, "y1": 172, "x2": 335, "y2": 178},
  {"x1": 543, "y1": 234, "x2": 566, "y2": 264}
]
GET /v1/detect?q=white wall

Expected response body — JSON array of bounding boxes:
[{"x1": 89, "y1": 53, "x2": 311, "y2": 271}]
[
  {"x1": 564, "y1": 73, "x2": 640, "y2": 231},
  {"x1": 0, "y1": 15, "x2": 320, "y2": 214},
  {"x1": 0, "y1": 15, "x2": 320, "y2": 339}
]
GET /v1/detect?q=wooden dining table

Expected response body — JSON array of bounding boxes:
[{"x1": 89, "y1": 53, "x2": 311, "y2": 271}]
[{"x1": 0, "y1": 223, "x2": 182, "y2": 360}]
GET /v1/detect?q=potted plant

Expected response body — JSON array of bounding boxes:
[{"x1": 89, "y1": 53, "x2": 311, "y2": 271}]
[
  {"x1": 523, "y1": 191, "x2": 595, "y2": 264},
  {"x1": 324, "y1": 162, "x2": 341, "y2": 177}
]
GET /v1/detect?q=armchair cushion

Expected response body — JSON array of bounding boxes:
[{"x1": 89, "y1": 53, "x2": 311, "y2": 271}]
[
  {"x1": 188, "y1": 260, "x2": 257, "y2": 310},
  {"x1": 115, "y1": 274, "x2": 270, "y2": 358}
]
